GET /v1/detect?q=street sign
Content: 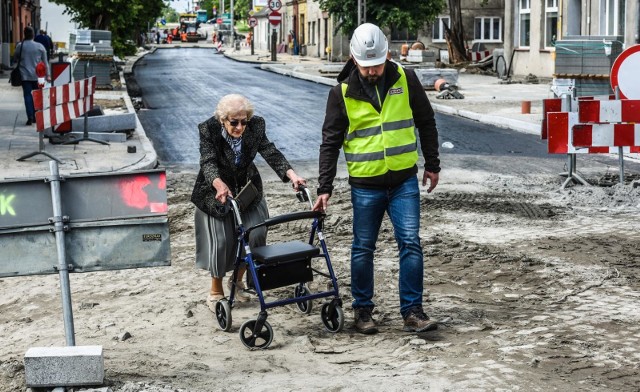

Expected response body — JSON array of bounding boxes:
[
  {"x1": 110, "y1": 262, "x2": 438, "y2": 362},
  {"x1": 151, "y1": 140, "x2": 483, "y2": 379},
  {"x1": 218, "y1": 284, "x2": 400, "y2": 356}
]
[
  {"x1": 217, "y1": 18, "x2": 223, "y2": 25},
  {"x1": 268, "y1": 0, "x2": 282, "y2": 11},
  {"x1": 611, "y1": 44, "x2": 640, "y2": 99},
  {"x1": 0, "y1": 169, "x2": 171, "y2": 277},
  {"x1": 161, "y1": 19, "x2": 167, "y2": 25},
  {"x1": 248, "y1": 17, "x2": 258, "y2": 28},
  {"x1": 268, "y1": 10, "x2": 281, "y2": 26}
]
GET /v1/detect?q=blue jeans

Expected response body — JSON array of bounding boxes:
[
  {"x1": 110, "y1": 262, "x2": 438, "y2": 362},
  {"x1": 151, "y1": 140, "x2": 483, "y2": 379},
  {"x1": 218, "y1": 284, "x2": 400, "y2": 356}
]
[
  {"x1": 22, "y1": 80, "x2": 39, "y2": 121},
  {"x1": 350, "y1": 176, "x2": 424, "y2": 317}
]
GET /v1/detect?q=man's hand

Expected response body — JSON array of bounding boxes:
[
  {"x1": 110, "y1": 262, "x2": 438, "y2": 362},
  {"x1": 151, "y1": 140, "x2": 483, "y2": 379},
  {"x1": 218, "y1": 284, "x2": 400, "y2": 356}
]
[
  {"x1": 422, "y1": 171, "x2": 439, "y2": 193},
  {"x1": 313, "y1": 194, "x2": 330, "y2": 212}
]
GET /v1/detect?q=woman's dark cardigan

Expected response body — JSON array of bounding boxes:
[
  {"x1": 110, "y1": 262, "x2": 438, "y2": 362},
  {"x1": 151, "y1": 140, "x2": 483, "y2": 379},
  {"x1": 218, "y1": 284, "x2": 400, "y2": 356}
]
[{"x1": 191, "y1": 115, "x2": 293, "y2": 218}]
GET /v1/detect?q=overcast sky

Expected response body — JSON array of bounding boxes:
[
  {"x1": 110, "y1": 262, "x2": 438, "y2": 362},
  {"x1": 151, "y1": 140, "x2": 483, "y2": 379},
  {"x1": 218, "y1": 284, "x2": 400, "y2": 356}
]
[{"x1": 170, "y1": 0, "x2": 191, "y2": 13}]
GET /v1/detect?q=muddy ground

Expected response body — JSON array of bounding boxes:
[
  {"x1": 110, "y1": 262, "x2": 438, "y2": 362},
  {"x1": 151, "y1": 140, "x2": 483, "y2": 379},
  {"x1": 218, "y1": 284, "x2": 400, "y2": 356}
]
[{"x1": 1, "y1": 161, "x2": 640, "y2": 391}]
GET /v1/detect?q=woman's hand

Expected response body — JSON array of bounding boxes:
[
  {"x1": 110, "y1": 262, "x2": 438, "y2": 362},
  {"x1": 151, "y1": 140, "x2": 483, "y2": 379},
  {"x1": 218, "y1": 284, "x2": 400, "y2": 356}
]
[
  {"x1": 212, "y1": 178, "x2": 232, "y2": 204},
  {"x1": 286, "y1": 169, "x2": 306, "y2": 191}
]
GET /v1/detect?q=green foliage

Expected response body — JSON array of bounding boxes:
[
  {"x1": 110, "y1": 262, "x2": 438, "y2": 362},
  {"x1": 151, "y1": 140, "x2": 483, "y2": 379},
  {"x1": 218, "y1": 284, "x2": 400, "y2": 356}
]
[
  {"x1": 318, "y1": 0, "x2": 446, "y2": 36},
  {"x1": 164, "y1": 6, "x2": 179, "y2": 23},
  {"x1": 200, "y1": 0, "x2": 250, "y2": 21},
  {"x1": 51, "y1": 0, "x2": 165, "y2": 57}
]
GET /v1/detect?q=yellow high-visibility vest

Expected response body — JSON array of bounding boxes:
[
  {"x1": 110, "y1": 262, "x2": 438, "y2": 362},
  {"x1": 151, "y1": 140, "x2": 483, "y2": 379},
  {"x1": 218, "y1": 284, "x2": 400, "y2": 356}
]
[{"x1": 342, "y1": 66, "x2": 418, "y2": 177}]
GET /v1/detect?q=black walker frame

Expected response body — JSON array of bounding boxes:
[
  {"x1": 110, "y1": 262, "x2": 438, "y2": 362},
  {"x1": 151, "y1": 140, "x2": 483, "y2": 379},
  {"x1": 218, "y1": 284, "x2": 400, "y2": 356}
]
[{"x1": 214, "y1": 186, "x2": 344, "y2": 349}]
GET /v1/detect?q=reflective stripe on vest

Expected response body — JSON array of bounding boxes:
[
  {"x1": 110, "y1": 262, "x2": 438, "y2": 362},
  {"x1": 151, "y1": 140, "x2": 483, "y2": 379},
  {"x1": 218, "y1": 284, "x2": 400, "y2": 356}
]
[{"x1": 342, "y1": 66, "x2": 418, "y2": 177}]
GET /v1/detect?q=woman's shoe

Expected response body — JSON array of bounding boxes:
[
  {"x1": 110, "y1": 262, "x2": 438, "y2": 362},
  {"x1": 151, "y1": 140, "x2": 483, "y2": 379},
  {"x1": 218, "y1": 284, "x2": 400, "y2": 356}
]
[
  {"x1": 227, "y1": 279, "x2": 251, "y2": 302},
  {"x1": 206, "y1": 293, "x2": 224, "y2": 313}
]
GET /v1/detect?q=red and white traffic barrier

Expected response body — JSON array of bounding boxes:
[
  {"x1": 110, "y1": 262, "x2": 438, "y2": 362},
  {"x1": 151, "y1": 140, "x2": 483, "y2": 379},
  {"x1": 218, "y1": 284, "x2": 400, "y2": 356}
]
[
  {"x1": 573, "y1": 123, "x2": 640, "y2": 153},
  {"x1": 578, "y1": 99, "x2": 640, "y2": 124},
  {"x1": 469, "y1": 50, "x2": 490, "y2": 62},
  {"x1": 32, "y1": 76, "x2": 96, "y2": 132}
]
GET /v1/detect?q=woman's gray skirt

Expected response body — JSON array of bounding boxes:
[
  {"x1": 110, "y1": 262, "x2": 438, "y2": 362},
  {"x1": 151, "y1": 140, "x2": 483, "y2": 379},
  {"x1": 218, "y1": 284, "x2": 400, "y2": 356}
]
[{"x1": 194, "y1": 198, "x2": 269, "y2": 278}]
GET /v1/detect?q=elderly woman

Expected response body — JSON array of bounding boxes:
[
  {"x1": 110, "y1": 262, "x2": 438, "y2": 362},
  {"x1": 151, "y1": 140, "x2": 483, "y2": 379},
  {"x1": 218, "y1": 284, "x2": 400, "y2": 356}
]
[{"x1": 191, "y1": 94, "x2": 306, "y2": 311}]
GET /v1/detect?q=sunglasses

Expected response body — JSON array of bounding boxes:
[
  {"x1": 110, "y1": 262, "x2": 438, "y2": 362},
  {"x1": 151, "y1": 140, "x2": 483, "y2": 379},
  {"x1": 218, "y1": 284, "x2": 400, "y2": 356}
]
[{"x1": 228, "y1": 119, "x2": 248, "y2": 127}]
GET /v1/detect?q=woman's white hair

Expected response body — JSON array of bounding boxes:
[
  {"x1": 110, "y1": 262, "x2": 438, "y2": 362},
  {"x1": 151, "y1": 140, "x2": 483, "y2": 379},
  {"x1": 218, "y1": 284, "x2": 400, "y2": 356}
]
[{"x1": 214, "y1": 94, "x2": 254, "y2": 121}]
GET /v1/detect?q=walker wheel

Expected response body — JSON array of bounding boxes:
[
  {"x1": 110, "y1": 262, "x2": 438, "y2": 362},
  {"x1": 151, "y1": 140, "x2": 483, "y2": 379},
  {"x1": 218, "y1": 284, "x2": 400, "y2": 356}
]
[
  {"x1": 321, "y1": 303, "x2": 344, "y2": 333},
  {"x1": 215, "y1": 299, "x2": 232, "y2": 332},
  {"x1": 239, "y1": 319, "x2": 273, "y2": 349},
  {"x1": 294, "y1": 284, "x2": 313, "y2": 314}
]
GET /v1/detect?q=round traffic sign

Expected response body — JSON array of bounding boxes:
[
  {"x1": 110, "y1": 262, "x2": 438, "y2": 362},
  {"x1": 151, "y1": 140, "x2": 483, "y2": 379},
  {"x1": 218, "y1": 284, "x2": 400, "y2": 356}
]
[
  {"x1": 611, "y1": 45, "x2": 640, "y2": 99},
  {"x1": 268, "y1": 0, "x2": 282, "y2": 11},
  {"x1": 248, "y1": 17, "x2": 258, "y2": 28},
  {"x1": 216, "y1": 18, "x2": 223, "y2": 25},
  {"x1": 268, "y1": 10, "x2": 281, "y2": 26}
]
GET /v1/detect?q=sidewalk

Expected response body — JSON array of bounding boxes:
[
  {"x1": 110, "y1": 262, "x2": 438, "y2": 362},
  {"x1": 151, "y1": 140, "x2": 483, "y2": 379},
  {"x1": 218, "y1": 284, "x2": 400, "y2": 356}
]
[
  {"x1": 0, "y1": 66, "x2": 157, "y2": 181},
  {"x1": 0, "y1": 45, "x2": 552, "y2": 181},
  {"x1": 223, "y1": 46, "x2": 553, "y2": 135}
]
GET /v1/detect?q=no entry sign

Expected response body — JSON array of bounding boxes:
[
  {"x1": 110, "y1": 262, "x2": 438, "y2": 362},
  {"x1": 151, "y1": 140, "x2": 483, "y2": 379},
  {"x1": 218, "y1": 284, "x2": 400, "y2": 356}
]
[
  {"x1": 611, "y1": 45, "x2": 640, "y2": 99},
  {"x1": 268, "y1": 10, "x2": 281, "y2": 27}
]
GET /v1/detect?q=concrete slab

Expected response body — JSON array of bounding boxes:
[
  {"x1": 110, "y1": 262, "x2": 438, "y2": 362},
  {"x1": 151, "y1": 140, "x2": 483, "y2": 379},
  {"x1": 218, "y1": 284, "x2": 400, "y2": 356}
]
[
  {"x1": 68, "y1": 132, "x2": 127, "y2": 143},
  {"x1": 24, "y1": 345, "x2": 104, "y2": 388},
  {"x1": 414, "y1": 68, "x2": 459, "y2": 89},
  {"x1": 71, "y1": 113, "x2": 136, "y2": 133}
]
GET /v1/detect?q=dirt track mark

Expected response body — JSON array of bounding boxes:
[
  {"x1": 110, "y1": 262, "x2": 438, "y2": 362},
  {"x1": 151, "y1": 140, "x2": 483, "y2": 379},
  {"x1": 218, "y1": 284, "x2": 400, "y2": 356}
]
[{"x1": 423, "y1": 192, "x2": 559, "y2": 219}]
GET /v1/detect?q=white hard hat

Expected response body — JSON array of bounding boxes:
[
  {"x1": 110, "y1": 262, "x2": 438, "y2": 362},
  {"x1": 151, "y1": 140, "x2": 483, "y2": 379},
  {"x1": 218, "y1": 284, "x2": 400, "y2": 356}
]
[{"x1": 350, "y1": 23, "x2": 388, "y2": 67}]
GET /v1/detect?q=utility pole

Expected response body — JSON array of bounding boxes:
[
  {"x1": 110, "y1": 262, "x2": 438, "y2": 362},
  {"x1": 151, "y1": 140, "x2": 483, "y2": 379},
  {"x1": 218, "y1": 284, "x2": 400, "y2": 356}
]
[
  {"x1": 357, "y1": 0, "x2": 366, "y2": 25},
  {"x1": 231, "y1": 0, "x2": 234, "y2": 46}
]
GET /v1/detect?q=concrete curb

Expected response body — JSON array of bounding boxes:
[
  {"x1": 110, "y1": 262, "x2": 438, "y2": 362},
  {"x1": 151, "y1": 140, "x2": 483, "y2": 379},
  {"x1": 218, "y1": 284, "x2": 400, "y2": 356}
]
[
  {"x1": 260, "y1": 64, "x2": 338, "y2": 86},
  {"x1": 430, "y1": 103, "x2": 541, "y2": 135},
  {"x1": 261, "y1": 63, "x2": 540, "y2": 135},
  {"x1": 117, "y1": 52, "x2": 158, "y2": 172}
]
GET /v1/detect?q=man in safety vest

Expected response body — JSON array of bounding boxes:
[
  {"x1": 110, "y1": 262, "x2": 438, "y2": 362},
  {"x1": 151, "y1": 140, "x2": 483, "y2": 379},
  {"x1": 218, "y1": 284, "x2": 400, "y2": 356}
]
[{"x1": 313, "y1": 23, "x2": 440, "y2": 335}]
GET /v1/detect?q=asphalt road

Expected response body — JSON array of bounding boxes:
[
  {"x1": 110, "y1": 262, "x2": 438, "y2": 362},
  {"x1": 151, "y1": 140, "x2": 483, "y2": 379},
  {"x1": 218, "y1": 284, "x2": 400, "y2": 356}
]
[{"x1": 134, "y1": 48, "x2": 625, "y2": 176}]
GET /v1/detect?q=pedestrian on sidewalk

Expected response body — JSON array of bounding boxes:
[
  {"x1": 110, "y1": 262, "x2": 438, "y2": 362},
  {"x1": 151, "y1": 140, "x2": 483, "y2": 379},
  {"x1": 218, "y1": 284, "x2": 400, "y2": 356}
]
[
  {"x1": 13, "y1": 26, "x2": 50, "y2": 126},
  {"x1": 313, "y1": 23, "x2": 441, "y2": 335},
  {"x1": 34, "y1": 29, "x2": 52, "y2": 61},
  {"x1": 191, "y1": 94, "x2": 306, "y2": 312}
]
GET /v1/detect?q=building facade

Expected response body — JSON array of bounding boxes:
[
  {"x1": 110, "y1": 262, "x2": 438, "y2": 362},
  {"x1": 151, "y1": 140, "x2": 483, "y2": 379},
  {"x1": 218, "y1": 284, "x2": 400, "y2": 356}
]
[
  {"x1": 2, "y1": 0, "x2": 42, "y2": 68},
  {"x1": 504, "y1": 0, "x2": 640, "y2": 78}
]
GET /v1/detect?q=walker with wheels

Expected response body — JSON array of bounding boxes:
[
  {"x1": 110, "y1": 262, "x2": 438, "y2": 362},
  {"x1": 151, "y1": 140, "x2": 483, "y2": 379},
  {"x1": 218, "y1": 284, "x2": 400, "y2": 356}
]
[{"x1": 215, "y1": 185, "x2": 344, "y2": 349}]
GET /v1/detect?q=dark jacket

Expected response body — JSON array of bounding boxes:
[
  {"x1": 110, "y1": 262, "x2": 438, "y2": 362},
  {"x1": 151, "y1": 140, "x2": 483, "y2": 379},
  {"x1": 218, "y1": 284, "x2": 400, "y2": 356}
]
[
  {"x1": 34, "y1": 34, "x2": 51, "y2": 57},
  {"x1": 317, "y1": 59, "x2": 440, "y2": 196},
  {"x1": 191, "y1": 115, "x2": 293, "y2": 218}
]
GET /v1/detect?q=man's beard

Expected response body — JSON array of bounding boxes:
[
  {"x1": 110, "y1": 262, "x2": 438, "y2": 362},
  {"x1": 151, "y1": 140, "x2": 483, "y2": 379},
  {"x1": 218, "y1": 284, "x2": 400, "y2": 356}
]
[{"x1": 365, "y1": 74, "x2": 380, "y2": 85}]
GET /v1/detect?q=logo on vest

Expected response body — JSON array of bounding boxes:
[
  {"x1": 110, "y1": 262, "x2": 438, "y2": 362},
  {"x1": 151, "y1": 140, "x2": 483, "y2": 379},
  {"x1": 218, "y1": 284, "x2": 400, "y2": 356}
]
[{"x1": 389, "y1": 87, "x2": 403, "y2": 95}]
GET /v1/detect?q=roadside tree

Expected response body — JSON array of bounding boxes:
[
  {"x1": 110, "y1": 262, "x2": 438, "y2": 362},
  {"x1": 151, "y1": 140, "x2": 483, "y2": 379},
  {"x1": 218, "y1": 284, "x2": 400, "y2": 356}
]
[{"x1": 51, "y1": 0, "x2": 165, "y2": 56}]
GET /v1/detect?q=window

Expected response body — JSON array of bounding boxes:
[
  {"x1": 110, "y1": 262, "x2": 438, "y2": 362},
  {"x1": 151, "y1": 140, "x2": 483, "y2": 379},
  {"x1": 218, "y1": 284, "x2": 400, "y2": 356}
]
[
  {"x1": 545, "y1": 0, "x2": 558, "y2": 47},
  {"x1": 601, "y1": 0, "x2": 626, "y2": 35},
  {"x1": 311, "y1": 21, "x2": 316, "y2": 45},
  {"x1": 473, "y1": 17, "x2": 501, "y2": 42},
  {"x1": 390, "y1": 26, "x2": 417, "y2": 42},
  {"x1": 432, "y1": 16, "x2": 450, "y2": 43},
  {"x1": 300, "y1": 14, "x2": 305, "y2": 44},
  {"x1": 519, "y1": 0, "x2": 531, "y2": 47}
]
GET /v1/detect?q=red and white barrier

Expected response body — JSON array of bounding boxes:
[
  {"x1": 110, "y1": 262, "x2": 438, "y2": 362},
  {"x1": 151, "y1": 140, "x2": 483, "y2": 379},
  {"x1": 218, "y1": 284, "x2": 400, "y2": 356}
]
[
  {"x1": 573, "y1": 123, "x2": 640, "y2": 153},
  {"x1": 546, "y1": 111, "x2": 630, "y2": 154},
  {"x1": 469, "y1": 50, "x2": 490, "y2": 62},
  {"x1": 541, "y1": 98, "x2": 562, "y2": 140},
  {"x1": 32, "y1": 76, "x2": 96, "y2": 132},
  {"x1": 578, "y1": 99, "x2": 640, "y2": 124}
]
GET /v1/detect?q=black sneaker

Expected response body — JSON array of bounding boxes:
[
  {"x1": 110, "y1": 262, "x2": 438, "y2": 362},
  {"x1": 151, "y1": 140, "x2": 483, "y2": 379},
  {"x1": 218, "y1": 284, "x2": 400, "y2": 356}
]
[
  {"x1": 403, "y1": 306, "x2": 438, "y2": 332},
  {"x1": 354, "y1": 307, "x2": 378, "y2": 335}
]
